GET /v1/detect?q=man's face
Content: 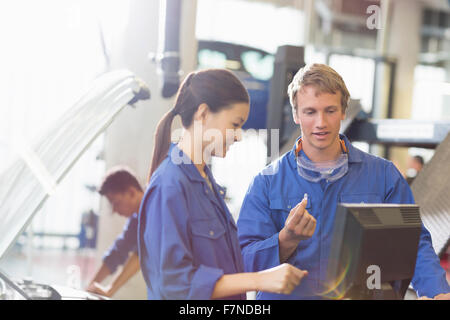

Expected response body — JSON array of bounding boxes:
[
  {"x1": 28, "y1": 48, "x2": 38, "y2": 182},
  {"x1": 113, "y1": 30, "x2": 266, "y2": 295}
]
[
  {"x1": 293, "y1": 86, "x2": 345, "y2": 155},
  {"x1": 105, "y1": 189, "x2": 137, "y2": 217},
  {"x1": 407, "y1": 157, "x2": 423, "y2": 172}
]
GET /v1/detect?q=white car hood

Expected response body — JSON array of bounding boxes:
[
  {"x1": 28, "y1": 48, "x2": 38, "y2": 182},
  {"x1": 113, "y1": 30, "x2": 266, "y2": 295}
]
[{"x1": 0, "y1": 69, "x2": 149, "y2": 260}]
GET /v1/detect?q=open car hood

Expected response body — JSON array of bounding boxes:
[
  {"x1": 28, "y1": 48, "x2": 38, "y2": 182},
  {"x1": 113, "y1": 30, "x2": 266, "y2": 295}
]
[{"x1": 0, "y1": 69, "x2": 150, "y2": 261}]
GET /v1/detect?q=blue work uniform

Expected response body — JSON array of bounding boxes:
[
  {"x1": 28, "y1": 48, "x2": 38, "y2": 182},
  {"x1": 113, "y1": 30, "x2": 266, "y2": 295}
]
[
  {"x1": 103, "y1": 213, "x2": 138, "y2": 274},
  {"x1": 138, "y1": 144, "x2": 245, "y2": 300},
  {"x1": 237, "y1": 134, "x2": 450, "y2": 299}
]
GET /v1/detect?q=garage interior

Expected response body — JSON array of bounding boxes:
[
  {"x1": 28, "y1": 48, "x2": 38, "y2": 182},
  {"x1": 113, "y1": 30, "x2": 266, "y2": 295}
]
[{"x1": 0, "y1": 0, "x2": 449, "y2": 300}]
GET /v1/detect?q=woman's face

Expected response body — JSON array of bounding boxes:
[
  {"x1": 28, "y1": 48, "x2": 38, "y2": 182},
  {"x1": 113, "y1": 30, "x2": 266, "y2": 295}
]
[{"x1": 201, "y1": 102, "x2": 250, "y2": 158}]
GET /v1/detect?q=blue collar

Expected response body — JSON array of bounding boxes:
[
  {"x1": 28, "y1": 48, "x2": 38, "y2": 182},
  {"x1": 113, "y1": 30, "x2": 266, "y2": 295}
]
[
  {"x1": 167, "y1": 143, "x2": 227, "y2": 198},
  {"x1": 168, "y1": 143, "x2": 204, "y2": 183}
]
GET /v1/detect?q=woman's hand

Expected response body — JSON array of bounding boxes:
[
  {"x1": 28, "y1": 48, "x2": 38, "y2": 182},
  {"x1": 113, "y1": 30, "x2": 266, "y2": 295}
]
[{"x1": 255, "y1": 263, "x2": 308, "y2": 295}]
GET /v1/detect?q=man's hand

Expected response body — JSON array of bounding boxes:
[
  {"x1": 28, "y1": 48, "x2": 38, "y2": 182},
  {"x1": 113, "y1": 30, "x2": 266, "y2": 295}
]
[
  {"x1": 434, "y1": 293, "x2": 450, "y2": 299},
  {"x1": 281, "y1": 196, "x2": 316, "y2": 243},
  {"x1": 419, "y1": 293, "x2": 450, "y2": 300},
  {"x1": 278, "y1": 196, "x2": 316, "y2": 263}
]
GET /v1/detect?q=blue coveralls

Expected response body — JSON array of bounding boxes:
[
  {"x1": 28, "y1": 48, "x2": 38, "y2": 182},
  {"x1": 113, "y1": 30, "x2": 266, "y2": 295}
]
[
  {"x1": 237, "y1": 134, "x2": 450, "y2": 299},
  {"x1": 138, "y1": 144, "x2": 245, "y2": 300},
  {"x1": 103, "y1": 213, "x2": 138, "y2": 274}
]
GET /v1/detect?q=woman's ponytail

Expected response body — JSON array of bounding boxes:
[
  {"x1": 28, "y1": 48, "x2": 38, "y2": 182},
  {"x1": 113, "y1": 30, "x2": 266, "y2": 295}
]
[
  {"x1": 147, "y1": 109, "x2": 177, "y2": 182},
  {"x1": 147, "y1": 73, "x2": 196, "y2": 182}
]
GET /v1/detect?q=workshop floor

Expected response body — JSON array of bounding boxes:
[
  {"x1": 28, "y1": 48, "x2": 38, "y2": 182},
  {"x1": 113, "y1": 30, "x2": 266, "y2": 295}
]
[
  {"x1": 0, "y1": 247, "x2": 98, "y2": 289},
  {"x1": 1, "y1": 246, "x2": 449, "y2": 300}
]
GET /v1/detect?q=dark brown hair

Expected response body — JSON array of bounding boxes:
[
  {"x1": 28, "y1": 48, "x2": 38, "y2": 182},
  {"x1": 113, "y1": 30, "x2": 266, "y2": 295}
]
[
  {"x1": 99, "y1": 166, "x2": 142, "y2": 195},
  {"x1": 413, "y1": 155, "x2": 424, "y2": 166},
  {"x1": 148, "y1": 69, "x2": 249, "y2": 181}
]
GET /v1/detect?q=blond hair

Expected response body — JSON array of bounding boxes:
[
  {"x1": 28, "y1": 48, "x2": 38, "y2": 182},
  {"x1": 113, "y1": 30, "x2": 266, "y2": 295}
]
[{"x1": 287, "y1": 64, "x2": 350, "y2": 113}]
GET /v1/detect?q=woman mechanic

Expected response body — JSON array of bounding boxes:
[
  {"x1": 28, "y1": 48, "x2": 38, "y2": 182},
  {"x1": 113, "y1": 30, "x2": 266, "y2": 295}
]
[{"x1": 138, "y1": 69, "x2": 308, "y2": 299}]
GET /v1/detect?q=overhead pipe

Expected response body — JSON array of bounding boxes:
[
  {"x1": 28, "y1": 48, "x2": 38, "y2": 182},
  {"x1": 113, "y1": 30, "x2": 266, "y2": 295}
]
[{"x1": 151, "y1": 0, "x2": 182, "y2": 99}]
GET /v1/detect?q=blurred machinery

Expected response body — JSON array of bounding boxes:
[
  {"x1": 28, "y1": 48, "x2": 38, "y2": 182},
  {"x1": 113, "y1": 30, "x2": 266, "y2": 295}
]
[
  {"x1": 266, "y1": 45, "x2": 305, "y2": 159},
  {"x1": 197, "y1": 40, "x2": 274, "y2": 130},
  {"x1": 151, "y1": 0, "x2": 182, "y2": 98},
  {"x1": 411, "y1": 133, "x2": 450, "y2": 258},
  {"x1": 78, "y1": 209, "x2": 99, "y2": 250}
]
